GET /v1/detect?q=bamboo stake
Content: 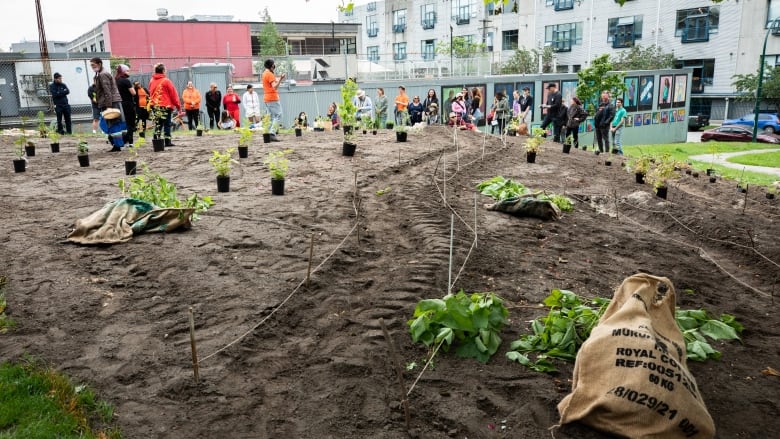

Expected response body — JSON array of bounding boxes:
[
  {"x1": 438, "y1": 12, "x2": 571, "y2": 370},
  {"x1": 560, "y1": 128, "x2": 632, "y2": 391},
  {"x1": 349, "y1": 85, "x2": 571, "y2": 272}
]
[
  {"x1": 448, "y1": 214, "x2": 454, "y2": 295},
  {"x1": 380, "y1": 318, "x2": 411, "y2": 432},
  {"x1": 742, "y1": 184, "x2": 749, "y2": 215},
  {"x1": 613, "y1": 189, "x2": 619, "y2": 220},
  {"x1": 188, "y1": 307, "x2": 200, "y2": 384},
  {"x1": 474, "y1": 193, "x2": 478, "y2": 249},
  {"x1": 306, "y1": 233, "x2": 315, "y2": 288},
  {"x1": 443, "y1": 152, "x2": 447, "y2": 204}
]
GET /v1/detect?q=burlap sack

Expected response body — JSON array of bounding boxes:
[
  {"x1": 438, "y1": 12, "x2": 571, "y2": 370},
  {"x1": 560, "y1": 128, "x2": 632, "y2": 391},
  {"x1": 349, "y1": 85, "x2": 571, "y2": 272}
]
[{"x1": 557, "y1": 274, "x2": 715, "y2": 439}]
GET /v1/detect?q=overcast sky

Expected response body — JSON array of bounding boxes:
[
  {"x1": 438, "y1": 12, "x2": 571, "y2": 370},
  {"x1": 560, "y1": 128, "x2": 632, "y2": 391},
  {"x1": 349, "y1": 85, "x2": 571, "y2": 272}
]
[{"x1": 1, "y1": 0, "x2": 353, "y2": 52}]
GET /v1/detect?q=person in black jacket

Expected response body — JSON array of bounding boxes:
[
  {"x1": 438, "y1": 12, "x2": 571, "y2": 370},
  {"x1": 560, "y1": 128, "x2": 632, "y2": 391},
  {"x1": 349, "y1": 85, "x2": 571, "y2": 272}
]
[
  {"x1": 49, "y1": 73, "x2": 72, "y2": 135},
  {"x1": 540, "y1": 83, "x2": 563, "y2": 142},
  {"x1": 594, "y1": 90, "x2": 615, "y2": 153},
  {"x1": 205, "y1": 83, "x2": 222, "y2": 130}
]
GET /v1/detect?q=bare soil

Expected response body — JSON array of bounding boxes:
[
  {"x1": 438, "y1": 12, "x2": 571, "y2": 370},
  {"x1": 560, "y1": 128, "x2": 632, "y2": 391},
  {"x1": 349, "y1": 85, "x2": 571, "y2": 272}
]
[{"x1": 1, "y1": 127, "x2": 779, "y2": 438}]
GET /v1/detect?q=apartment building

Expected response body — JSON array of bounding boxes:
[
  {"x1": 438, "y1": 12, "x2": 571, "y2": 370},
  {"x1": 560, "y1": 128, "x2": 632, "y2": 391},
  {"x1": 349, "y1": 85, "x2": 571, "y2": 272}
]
[{"x1": 341, "y1": 0, "x2": 780, "y2": 119}]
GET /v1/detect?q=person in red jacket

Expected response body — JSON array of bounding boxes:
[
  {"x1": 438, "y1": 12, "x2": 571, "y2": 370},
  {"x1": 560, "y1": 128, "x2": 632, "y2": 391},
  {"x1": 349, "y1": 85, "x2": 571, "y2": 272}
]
[
  {"x1": 148, "y1": 63, "x2": 181, "y2": 146},
  {"x1": 222, "y1": 85, "x2": 241, "y2": 128}
]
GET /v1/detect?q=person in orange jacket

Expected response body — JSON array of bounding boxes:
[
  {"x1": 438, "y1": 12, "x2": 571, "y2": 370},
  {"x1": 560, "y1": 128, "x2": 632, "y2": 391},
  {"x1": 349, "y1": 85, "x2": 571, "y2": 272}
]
[
  {"x1": 182, "y1": 81, "x2": 202, "y2": 130},
  {"x1": 148, "y1": 63, "x2": 181, "y2": 146}
]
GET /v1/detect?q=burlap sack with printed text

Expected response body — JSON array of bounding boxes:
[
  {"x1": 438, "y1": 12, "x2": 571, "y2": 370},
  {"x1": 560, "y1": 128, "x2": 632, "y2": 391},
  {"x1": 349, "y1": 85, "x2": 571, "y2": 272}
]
[{"x1": 557, "y1": 274, "x2": 715, "y2": 439}]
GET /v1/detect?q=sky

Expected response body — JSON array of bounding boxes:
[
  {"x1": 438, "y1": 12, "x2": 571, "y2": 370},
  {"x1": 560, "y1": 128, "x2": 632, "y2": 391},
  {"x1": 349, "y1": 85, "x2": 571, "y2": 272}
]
[{"x1": 0, "y1": 0, "x2": 352, "y2": 52}]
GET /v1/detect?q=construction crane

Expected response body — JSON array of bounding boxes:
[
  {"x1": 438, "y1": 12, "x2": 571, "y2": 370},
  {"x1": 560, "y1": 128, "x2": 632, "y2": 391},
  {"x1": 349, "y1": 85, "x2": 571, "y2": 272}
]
[{"x1": 36, "y1": 0, "x2": 53, "y2": 111}]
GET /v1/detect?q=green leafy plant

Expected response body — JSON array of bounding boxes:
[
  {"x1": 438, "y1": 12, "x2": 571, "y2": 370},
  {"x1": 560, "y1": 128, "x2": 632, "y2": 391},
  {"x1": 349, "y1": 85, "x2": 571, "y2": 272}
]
[
  {"x1": 0, "y1": 275, "x2": 16, "y2": 333},
  {"x1": 126, "y1": 136, "x2": 144, "y2": 159},
  {"x1": 675, "y1": 309, "x2": 743, "y2": 361},
  {"x1": 77, "y1": 135, "x2": 89, "y2": 155},
  {"x1": 646, "y1": 153, "x2": 679, "y2": 190},
  {"x1": 196, "y1": 122, "x2": 204, "y2": 131},
  {"x1": 340, "y1": 79, "x2": 358, "y2": 128},
  {"x1": 238, "y1": 126, "x2": 253, "y2": 146},
  {"x1": 13, "y1": 117, "x2": 31, "y2": 159},
  {"x1": 395, "y1": 112, "x2": 410, "y2": 133},
  {"x1": 117, "y1": 164, "x2": 214, "y2": 219},
  {"x1": 260, "y1": 113, "x2": 272, "y2": 133},
  {"x1": 375, "y1": 187, "x2": 392, "y2": 196},
  {"x1": 37, "y1": 110, "x2": 48, "y2": 137},
  {"x1": 538, "y1": 193, "x2": 574, "y2": 212},
  {"x1": 629, "y1": 153, "x2": 654, "y2": 175},
  {"x1": 209, "y1": 148, "x2": 236, "y2": 177},
  {"x1": 476, "y1": 176, "x2": 529, "y2": 201},
  {"x1": 564, "y1": 133, "x2": 573, "y2": 146},
  {"x1": 47, "y1": 131, "x2": 61, "y2": 144},
  {"x1": 524, "y1": 127, "x2": 546, "y2": 153},
  {"x1": 408, "y1": 290, "x2": 509, "y2": 364},
  {"x1": 263, "y1": 149, "x2": 293, "y2": 180}
]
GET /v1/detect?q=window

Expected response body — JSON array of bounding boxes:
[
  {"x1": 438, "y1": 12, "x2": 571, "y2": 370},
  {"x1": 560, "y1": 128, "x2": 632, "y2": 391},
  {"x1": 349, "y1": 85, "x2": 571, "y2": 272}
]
[
  {"x1": 393, "y1": 9, "x2": 407, "y2": 33},
  {"x1": 544, "y1": 23, "x2": 583, "y2": 52},
  {"x1": 421, "y1": 3, "x2": 437, "y2": 29},
  {"x1": 393, "y1": 43, "x2": 407, "y2": 61},
  {"x1": 608, "y1": 15, "x2": 643, "y2": 48},
  {"x1": 769, "y1": 0, "x2": 780, "y2": 28},
  {"x1": 487, "y1": 31, "x2": 494, "y2": 51},
  {"x1": 367, "y1": 16, "x2": 378, "y2": 37},
  {"x1": 367, "y1": 46, "x2": 380, "y2": 62},
  {"x1": 502, "y1": 30, "x2": 518, "y2": 51},
  {"x1": 422, "y1": 39, "x2": 436, "y2": 60},
  {"x1": 452, "y1": 0, "x2": 471, "y2": 25},
  {"x1": 99, "y1": 40, "x2": 105, "y2": 52},
  {"x1": 674, "y1": 59, "x2": 715, "y2": 93},
  {"x1": 676, "y1": 7, "x2": 719, "y2": 42},
  {"x1": 554, "y1": 0, "x2": 574, "y2": 11},
  {"x1": 367, "y1": 1, "x2": 377, "y2": 12},
  {"x1": 90, "y1": 43, "x2": 96, "y2": 52}
]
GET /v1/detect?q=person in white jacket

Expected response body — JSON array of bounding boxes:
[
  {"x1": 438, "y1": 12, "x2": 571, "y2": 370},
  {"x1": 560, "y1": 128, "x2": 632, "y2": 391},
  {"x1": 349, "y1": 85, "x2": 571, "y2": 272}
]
[
  {"x1": 352, "y1": 89, "x2": 373, "y2": 122},
  {"x1": 242, "y1": 84, "x2": 262, "y2": 125}
]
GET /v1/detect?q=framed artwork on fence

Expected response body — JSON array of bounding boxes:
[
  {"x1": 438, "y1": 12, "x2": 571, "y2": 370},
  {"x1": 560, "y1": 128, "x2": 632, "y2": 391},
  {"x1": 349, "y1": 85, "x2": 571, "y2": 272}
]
[
  {"x1": 643, "y1": 113, "x2": 652, "y2": 125},
  {"x1": 624, "y1": 76, "x2": 638, "y2": 112},
  {"x1": 441, "y1": 86, "x2": 463, "y2": 117},
  {"x1": 652, "y1": 112, "x2": 660, "y2": 124},
  {"x1": 624, "y1": 115, "x2": 632, "y2": 129},
  {"x1": 639, "y1": 75, "x2": 654, "y2": 111},
  {"x1": 661, "y1": 111, "x2": 669, "y2": 123},
  {"x1": 677, "y1": 109, "x2": 686, "y2": 122},
  {"x1": 668, "y1": 110, "x2": 676, "y2": 122},
  {"x1": 634, "y1": 114, "x2": 643, "y2": 127},
  {"x1": 673, "y1": 74, "x2": 687, "y2": 108},
  {"x1": 494, "y1": 82, "x2": 513, "y2": 99},
  {"x1": 659, "y1": 75, "x2": 673, "y2": 109},
  {"x1": 561, "y1": 80, "x2": 578, "y2": 107},
  {"x1": 586, "y1": 118, "x2": 594, "y2": 132}
]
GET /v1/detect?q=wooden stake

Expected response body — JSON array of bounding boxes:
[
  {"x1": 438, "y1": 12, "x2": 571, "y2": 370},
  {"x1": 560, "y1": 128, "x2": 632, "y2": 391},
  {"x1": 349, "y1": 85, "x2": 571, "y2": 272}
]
[
  {"x1": 306, "y1": 233, "x2": 315, "y2": 288},
  {"x1": 380, "y1": 318, "x2": 411, "y2": 432},
  {"x1": 474, "y1": 193, "x2": 478, "y2": 249},
  {"x1": 448, "y1": 214, "x2": 454, "y2": 295},
  {"x1": 742, "y1": 184, "x2": 749, "y2": 215},
  {"x1": 443, "y1": 153, "x2": 447, "y2": 204},
  {"x1": 613, "y1": 189, "x2": 619, "y2": 220},
  {"x1": 188, "y1": 307, "x2": 200, "y2": 384}
]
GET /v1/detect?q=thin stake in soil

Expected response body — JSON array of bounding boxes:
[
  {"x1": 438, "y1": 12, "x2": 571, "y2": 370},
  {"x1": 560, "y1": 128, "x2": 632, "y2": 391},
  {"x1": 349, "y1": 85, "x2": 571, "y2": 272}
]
[
  {"x1": 306, "y1": 234, "x2": 315, "y2": 288},
  {"x1": 380, "y1": 318, "x2": 411, "y2": 432},
  {"x1": 188, "y1": 307, "x2": 200, "y2": 383},
  {"x1": 613, "y1": 189, "x2": 619, "y2": 220},
  {"x1": 742, "y1": 184, "x2": 749, "y2": 215},
  {"x1": 474, "y1": 192, "x2": 478, "y2": 249},
  {"x1": 448, "y1": 214, "x2": 454, "y2": 295},
  {"x1": 443, "y1": 152, "x2": 447, "y2": 204}
]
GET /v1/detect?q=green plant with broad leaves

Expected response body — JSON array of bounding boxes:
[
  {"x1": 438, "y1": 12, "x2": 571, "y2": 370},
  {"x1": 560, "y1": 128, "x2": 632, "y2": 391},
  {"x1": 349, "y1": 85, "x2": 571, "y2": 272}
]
[
  {"x1": 538, "y1": 193, "x2": 574, "y2": 212},
  {"x1": 408, "y1": 290, "x2": 509, "y2": 364},
  {"x1": 264, "y1": 149, "x2": 293, "y2": 180},
  {"x1": 37, "y1": 110, "x2": 48, "y2": 137},
  {"x1": 507, "y1": 289, "x2": 744, "y2": 373},
  {"x1": 209, "y1": 148, "x2": 237, "y2": 177},
  {"x1": 47, "y1": 131, "x2": 61, "y2": 144},
  {"x1": 77, "y1": 135, "x2": 89, "y2": 155},
  {"x1": 524, "y1": 127, "x2": 546, "y2": 153},
  {"x1": 118, "y1": 164, "x2": 214, "y2": 220},
  {"x1": 646, "y1": 153, "x2": 679, "y2": 190},
  {"x1": 237, "y1": 126, "x2": 253, "y2": 146},
  {"x1": 0, "y1": 275, "x2": 16, "y2": 333},
  {"x1": 476, "y1": 176, "x2": 529, "y2": 200},
  {"x1": 126, "y1": 136, "x2": 144, "y2": 159},
  {"x1": 629, "y1": 153, "x2": 653, "y2": 175},
  {"x1": 395, "y1": 112, "x2": 410, "y2": 133},
  {"x1": 261, "y1": 113, "x2": 272, "y2": 133}
]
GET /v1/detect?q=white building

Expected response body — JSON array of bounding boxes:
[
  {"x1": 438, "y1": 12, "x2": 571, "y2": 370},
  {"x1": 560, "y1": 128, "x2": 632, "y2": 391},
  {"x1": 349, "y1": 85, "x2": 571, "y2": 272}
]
[{"x1": 341, "y1": 0, "x2": 780, "y2": 119}]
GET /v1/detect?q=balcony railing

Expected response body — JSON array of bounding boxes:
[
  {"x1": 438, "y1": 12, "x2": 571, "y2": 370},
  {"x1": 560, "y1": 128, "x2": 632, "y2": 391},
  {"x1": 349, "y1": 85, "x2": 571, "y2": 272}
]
[
  {"x1": 393, "y1": 53, "x2": 407, "y2": 61},
  {"x1": 612, "y1": 29, "x2": 634, "y2": 48},
  {"x1": 456, "y1": 16, "x2": 470, "y2": 25},
  {"x1": 422, "y1": 52, "x2": 435, "y2": 60},
  {"x1": 554, "y1": 0, "x2": 574, "y2": 11},
  {"x1": 367, "y1": 28, "x2": 378, "y2": 38},
  {"x1": 422, "y1": 19, "x2": 436, "y2": 30},
  {"x1": 552, "y1": 39, "x2": 572, "y2": 52},
  {"x1": 392, "y1": 23, "x2": 406, "y2": 33}
]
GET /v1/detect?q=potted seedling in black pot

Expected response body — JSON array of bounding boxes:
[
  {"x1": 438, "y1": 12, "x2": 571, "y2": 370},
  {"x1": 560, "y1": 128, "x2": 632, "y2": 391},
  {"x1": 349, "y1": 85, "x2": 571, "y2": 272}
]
[
  {"x1": 562, "y1": 133, "x2": 573, "y2": 154},
  {"x1": 523, "y1": 127, "x2": 545, "y2": 163},
  {"x1": 237, "y1": 126, "x2": 252, "y2": 158},
  {"x1": 77, "y1": 135, "x2": 90, "y2": 167},
  {"x1": 767, "y1": 185, "x2": 776, "y2": 200},
  {"x1": 395, "y1": 112, "x2": 410, "y2": 143},
  {"x1": 125, "y1": 137, "x2": 143, "y2": 175},
  {"x1": 264, "y1": 149, "x2": 292, "y2": 196},
  {"x1": 630, "y1": 153, "x2": 652, "y2": 184},
  {"x1": 646, "y1": 153, "x2": 677, "y2": 200},
  {"x1": 209, "y1": 148, "x2": 237, "y2": 193},
  {"x1": 48, "y1": 131, "x2": 61, "y2": 153},
  {"x1": 12, "y1": 134, "x2": 27, "y2": 173},
  {"x1": 261, "y1": 113, "x2": 273, "y2": 143},
  {"x1": 196, "y1": 122, "x2": 204, "y2": 136}
]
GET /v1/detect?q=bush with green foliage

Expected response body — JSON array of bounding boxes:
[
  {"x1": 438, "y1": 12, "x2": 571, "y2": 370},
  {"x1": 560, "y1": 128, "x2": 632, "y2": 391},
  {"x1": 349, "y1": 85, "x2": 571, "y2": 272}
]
[{"x1": 118, "y1": 165, "x2": 214, "y2": 219}]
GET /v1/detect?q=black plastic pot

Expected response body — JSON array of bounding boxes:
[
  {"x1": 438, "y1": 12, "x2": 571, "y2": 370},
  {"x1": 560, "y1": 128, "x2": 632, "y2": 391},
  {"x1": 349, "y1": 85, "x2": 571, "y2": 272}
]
[
  {"x1": 605, "y1": 160, "x2": 612, "y2": 166},
  {"x1": 635, "y1": 173, "x2": 645, "y2": 184},
  {"x1": 581, "y1": 146, "x2": 587, "y2": 151},
  {"x1": 125, "y1": 160, "x2": 137, "y2": 175},
  {"x1": 594, "y1": 150, "x2": 601, "y2": 156},
  {"x1": 238, "y1": 146, "x2": 249, "y2": 158},
  {"x1": 709, "y1": 176, "x2": 717, "y2": 183},
  {"x1": 13, "y1": 159, "x2": 25, "y2": 173},
  {"x1": 685, "y1": 169, "x2": 692, "y2": 175},
  {"x1": 152, "y1": 138, "x2": 165, "y2": 152},
  {"x1": 372, "y1": 130, "x2": 377, "y2": 135},
  {"x1": 342, "y1": 141, "x2": 357, "y2": 156},
  {"x1": 343, "y1": 125, "x2": 354, "y2": 135},
  {"x1": 362, "y1": 130, "x2": 367, "y2": 135},
  {"x1": 216, "y1": 175, "x2": 230, "y2": 193},
  {"x1": 263, "y1": 133, "x2": 271, "y2": 143},
  {"x1": 78, "y1": 154, "x2": 90, "y2": 167},
  {"x1": 395, "y1": 132, "x2": 407, "y2": 142},
  {"x1": 692, "y1": 172, "x2": 699, "y2": 178},
  {"x1": 385, "y1": 122, "x2": 394, "y2": 129},
  {"x1": 706, "y1": 168, "x2": 715, "y2": 176},
  {"x1": 767, "y1": 193, "x2": 775, "y2": 200},
  {"x1": 271, "y1": 178, "x2": 285, "y2": 196},
  {"x1": 295, "y1": 128, "x2": 302, "y2": 137},
  {"x1": 50, "y1": 143, "x2": 60, "y2": 153},
  {"x1": 656, "y1": 186, "x2": 668, "y2": 199},
  {"x1": 562, "y1": 143, "x2": 572, "y2": 154},
  {"x1": 313, "y1": 127, "x2": 325, "y2": 132},
  {"x1": 196, "y1": 129, "x2": 203, "y2": 136},
  {"x1": 526, "y1": 152, "x2": 537, "y2": 163},
  {"x1": 25, "y1": 145, "x2": 35, "y2": 157},
  {"x1": 738, "y1": 186, "x2": 747, "y2": 194}
]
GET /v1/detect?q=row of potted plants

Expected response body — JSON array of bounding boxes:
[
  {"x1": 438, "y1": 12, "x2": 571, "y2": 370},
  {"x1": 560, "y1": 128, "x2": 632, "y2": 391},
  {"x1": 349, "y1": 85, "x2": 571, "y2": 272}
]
[{"x1": 209, "y1": 147, "x2": 292, "y2": 195}]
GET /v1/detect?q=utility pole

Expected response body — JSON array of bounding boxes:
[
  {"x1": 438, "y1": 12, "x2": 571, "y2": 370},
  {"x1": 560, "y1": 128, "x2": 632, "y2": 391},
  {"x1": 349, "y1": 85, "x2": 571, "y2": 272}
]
[{"x1": 753, "y1": 18, "x2": 780, "y2": 142}]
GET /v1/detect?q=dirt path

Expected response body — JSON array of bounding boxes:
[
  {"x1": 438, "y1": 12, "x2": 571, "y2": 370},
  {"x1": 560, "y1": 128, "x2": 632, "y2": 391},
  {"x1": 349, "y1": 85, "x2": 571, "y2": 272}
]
[{"x1": 1, "y1": 127, "x2": 779, "y2": 438}]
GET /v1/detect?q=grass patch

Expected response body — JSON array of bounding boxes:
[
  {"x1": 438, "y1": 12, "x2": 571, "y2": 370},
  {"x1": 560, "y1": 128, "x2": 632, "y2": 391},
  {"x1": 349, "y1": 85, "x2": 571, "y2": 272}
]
[
  {"x1": 624, "y1": 142, "x2": 779, "y2": 187},
  {"x1": 727, "y1": 151, "x2": 780, "y2": 168},
  {"x1": 0, "y1": 357, "x2": 121, "y2": 439}
]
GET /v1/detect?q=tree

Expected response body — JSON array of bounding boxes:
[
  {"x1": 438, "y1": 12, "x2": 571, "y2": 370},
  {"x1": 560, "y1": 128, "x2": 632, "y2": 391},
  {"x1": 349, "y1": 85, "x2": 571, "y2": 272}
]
[
  {"x1": 732, "y1": 65, "x2": 780, "y2": 112},
  {"x1": 499, "y1": 47, "x2": 538, "y2": 74},
  {"x1": 576, "y1": 54, "x2": 626, "y2": 115},
  {"x1": 257, "y1": 13, "x2": 286, "y2": 60},
  {"x1": 611, "y1": 45, "x2": 675, "y2": 71},
  {"x1": 436, "y1": 37, "x2": 486, "y2": 58}
]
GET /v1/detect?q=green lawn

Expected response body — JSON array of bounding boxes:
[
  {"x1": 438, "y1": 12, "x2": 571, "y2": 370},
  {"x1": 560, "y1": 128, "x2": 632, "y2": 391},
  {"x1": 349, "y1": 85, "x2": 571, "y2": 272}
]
[
  {"x1": 727, "y1": 151, "x2": 780, "y2": 168},
  {"x1": 624, "y1": 142, "x2": 779, "y2": 187}
]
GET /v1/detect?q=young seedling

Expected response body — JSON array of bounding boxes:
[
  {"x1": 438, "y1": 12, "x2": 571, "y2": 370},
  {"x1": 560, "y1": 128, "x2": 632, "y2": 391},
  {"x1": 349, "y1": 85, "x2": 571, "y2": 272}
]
[{"x1": 263, "y1": 149, "x2": 293, "y2": 180}]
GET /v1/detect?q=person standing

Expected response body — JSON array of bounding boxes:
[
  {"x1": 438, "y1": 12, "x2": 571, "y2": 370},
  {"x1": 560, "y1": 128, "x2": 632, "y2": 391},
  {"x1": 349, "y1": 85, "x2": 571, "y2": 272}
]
[
  {"x1": 90, "y1": 57, "x2": 124, "y2": 151},
  {"x1": 134, "y1": 81, "x2": 149, "y2": 137},
  {"x1": 261, "y1": 59, "x2": 285, "y2": 142},
  {"x1": 451, "y1": 92, "x2": 468, "y2": 122},
  {"x1": 565, "y1": 97, "x2": 588, "y2": 149},
  {"x1": 222, "y1": 86, "x2": 241, "y2": 128},
  {"x1": 88, "y1": 80, "x2": 100, "y2": 134},
  {"x1": 205, "y1": 83, "x2": 222, "y2": 130},
  {"x1": 610, "y1": 97, "x2": 627, "y2": 155},
  {"x1": 115, "y1": 65, "x2": 136, "y2": 146},
  {"x1": 470, "y1": 87, "x2": 482, "y2": 123},
  {"x1": 518, "y1": 87, "x2": 533, "y2": 124},
  {"x1": 242, "y1": 84, "x2": 261, "y2": 126},
  {"x1": 422, "y1": 88, "x2": 439, "y2": 124},
  {"x1": 374, "y1": 88, "x2": 388, "y2": 128},
  {"x1": 594, "y1": 90, "x2": 615, "y2": 153},
  {"x1": 408, "y1": 96, "x2": 424, "y2": 125},
  {"x1": 49, "y1": 72, "x2": 72, "y2": 135},
  {"x1": 182, "y1": 81, "x2": 202, "y2": 130},
  {"x1": 148, "y1": 63, "x2": 181, "y2": 147},
  {"x1": 394, "y1": 85, "x2": 409, "y2": 125},
  {"x1": 540, "y1": 83, "x2": 563, "y2": 142},
  {"x1": 353, "y1": 89, "x2": 373, "y2": 122},
  {"x1": 494, "y1": 91, "x2": 511, "y2": 135}
]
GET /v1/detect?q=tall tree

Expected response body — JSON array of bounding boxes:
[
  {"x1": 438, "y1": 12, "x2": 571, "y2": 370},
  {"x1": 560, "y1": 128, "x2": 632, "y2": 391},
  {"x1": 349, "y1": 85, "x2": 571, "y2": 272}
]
[
  {"x1": 611, "y1": 45, "x2": 675, "y2": 71},
  {"x1": 499, "y1": 47, "x2": 538, "y2": 74},
  {"x1": 576, "y1": 54, "x2": 626, "y2": 115},
  {"x1": 732, "y1": 65, "x2": 780, "y2": 112},
  {"x1": 258, "y1": 13, "x2": 287, "y2": 60}
]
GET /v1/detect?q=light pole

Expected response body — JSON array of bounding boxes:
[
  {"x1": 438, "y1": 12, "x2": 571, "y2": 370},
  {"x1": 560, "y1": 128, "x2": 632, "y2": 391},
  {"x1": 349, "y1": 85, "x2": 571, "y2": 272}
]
[
  {"x1": 753, "y1": 18, "x2": 780, "y2": 142},
  {"x1": 450, "y1": 25, "x2": 453, "y2": 77}
]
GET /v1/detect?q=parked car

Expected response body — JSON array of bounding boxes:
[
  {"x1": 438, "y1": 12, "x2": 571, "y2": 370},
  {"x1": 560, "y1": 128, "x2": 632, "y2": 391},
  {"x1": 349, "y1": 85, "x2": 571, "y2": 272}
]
[
  {"x1": 722, "y1": 112, "x2": 780, "y2": 133},
  {"x1": 688, "y1": 113, "x2": 710, "y2": 131},
  {"x1": 700, "y1": 125, "x2": 780, "y2": 143}
]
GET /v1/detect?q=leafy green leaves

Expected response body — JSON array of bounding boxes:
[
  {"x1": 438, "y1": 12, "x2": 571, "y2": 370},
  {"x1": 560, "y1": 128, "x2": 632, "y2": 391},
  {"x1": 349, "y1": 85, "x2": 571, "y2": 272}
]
[
  {"x1": 476, "y1": 176, "x2": 528, "y2": 201},
  {"x1": 408, "y1": 291, "x2": 509, "y2": 364},
  {"x1": 118, "y1": 165, "x2": 214, "y2": 220},
  {"x1": 676, "y1": 309, "x2": 743, "y2": 361}
]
